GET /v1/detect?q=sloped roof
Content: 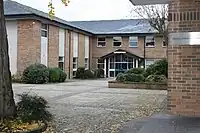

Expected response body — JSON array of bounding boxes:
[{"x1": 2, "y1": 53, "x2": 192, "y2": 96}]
[
  {"x1": 69, "y1": 19, "x2": 156, "y2": 34},
  {"x1": 4, "y1": 0, "x2": 156, "y2": 35},
  {"x1": 4, "y1": 0, "x2": 92, "y2": 34}
]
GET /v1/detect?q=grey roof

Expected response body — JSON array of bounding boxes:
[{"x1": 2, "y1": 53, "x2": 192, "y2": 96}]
[
  {"x1": 4, "y1": 0, "x2": 156, "y2": 35},
  {"x1": 4, "y1": 0, "x2": 92, "y2": 34},
  {"x1": 70, "y1": 19, "x2": 157, "y2": 34}
]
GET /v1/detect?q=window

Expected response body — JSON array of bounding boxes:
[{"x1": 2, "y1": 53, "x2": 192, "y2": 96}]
[
  {"x1": 163, "y1": 37, "x2": 167, "y2": 47},
  {"x1": 146, "y1": 59, "x2": 155, "y2": 68},
  {"x1": 97, "y1": 59, "x2": 104, "y2": 69},
  {"x1": 97, "y1": 37, "x2": 106, "y2": 47},
  {"x1": 73, "y1": 57, "x2": 78, "y2": 70},
  {"x1": 85, "y1": 58, "x2": 89, "y2": 69},
  {"x1": 146, "y1": 36, "x2": 155, "y2": 47},
  {"x1": 113, "y1": 37, "x2": 122, "y2": 47},
  {"x1": 129, "y1": 37, "x2": 138, "y2": 47},
  {"x1": 41, "y1": 24, "x2": 48, "y2": 37},
  {"x1": 58, "y1": 56, "x2": 64, "y2": 70}
]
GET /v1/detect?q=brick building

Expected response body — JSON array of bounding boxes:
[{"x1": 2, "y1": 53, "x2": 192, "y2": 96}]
[
  {"x1": 130, "y1": 0, "x2": 200, "y2": 116},
  {"x1": 4, "y1": 0, "x2": 166, "y2": 78}
]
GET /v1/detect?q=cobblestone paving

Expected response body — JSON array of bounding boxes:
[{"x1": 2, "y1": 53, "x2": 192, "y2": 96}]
[{"x1": 13, "y1": 79, "x2": 167, "y2": 133}]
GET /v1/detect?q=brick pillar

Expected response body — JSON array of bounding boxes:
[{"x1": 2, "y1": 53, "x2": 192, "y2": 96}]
[
  {"x1": 168, "y1": 0, "x2": 200, "y2": 116},
  {"x1": 17, "y1": 20, "x2": 41, "y2": 74},
  {"x1": 48, "y1": 25, "x2": 59, "y2": 67},
  {"x1": 78, "y1": 33, "x2": 85, "y2": 67}
]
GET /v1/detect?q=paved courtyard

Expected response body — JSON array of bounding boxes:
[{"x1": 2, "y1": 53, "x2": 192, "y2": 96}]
[{"x1": 13, "y1": 79, "x2": 167, "y2": 133}]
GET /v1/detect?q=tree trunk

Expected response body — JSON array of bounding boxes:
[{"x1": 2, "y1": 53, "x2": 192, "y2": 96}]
[{"x1": 0, "y1": 0, "x2": 16, "y2": 118}]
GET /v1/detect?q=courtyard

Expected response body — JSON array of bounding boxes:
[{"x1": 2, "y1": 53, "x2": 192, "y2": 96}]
[{"x1": 13, "y1": 79, "x2": 167, "y2": 132}]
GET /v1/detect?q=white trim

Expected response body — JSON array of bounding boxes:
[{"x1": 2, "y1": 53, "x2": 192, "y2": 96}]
[
  {"x1": 136, "y1": 59, "x2": 139, "y2": 68},
  {"x1": 114, "y1": 51, "x2": 126, "y2": 54},
  {"x1": 104, "y1": 59, "x2": 106, "y2": 77}
]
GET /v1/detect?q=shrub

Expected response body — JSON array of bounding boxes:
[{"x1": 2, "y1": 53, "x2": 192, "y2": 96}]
[
  {"x1": 93, "y1": 68, "x2": 104, "y2": 78},
  {"x1": 84, "y1": 70, "x2": 95, "y2": 79},
  {"x1": 146, "y1": 75, "x2": 167, "y2": 83},
  {"x1": 22, "y1": 64, "x2": 49, "y2": 84},
  {"x1": 17, "y1": 93, "x2": 53, "y2": 123},
  {"x1": 126, "y1": 68, "x2": 145, "y2": 74},
  {"x1": 49, "y1": 68, "x2": 60, "y2": 83},
  {"x1": 144, "y1": 59, "x2": 168, "y2": 78},
  {"x1": 59, "y1": 69, "x2": 67, "y2": 82},
  {"x1": 116, "y1": 73, "x2": 125, "y2": 82},
  {"x1": 75, "y1": 67, "x2": 85, "y2": 79},
  {"x1": 12, "y1": 75, "x2": 22, "y2": 83},
  {"x1": 123, "y1": 73, "x2": 145, "y2": 82}
]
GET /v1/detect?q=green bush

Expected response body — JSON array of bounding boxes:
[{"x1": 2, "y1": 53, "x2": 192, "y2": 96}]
[
  {"x1": 59, "y1": 69, "x2": 67, "y2": 82},
  {"x1": 124, "y1": 73, "x2": 145, "y2": 82},
  {"x1": 144, "y1": 59, "x2": 168, "y2": 78},
  {"x1": 17, "y1": 93, "x2": 53, "y2": 123},
  {"x1": 126, "y1": 68, "x2": 145, "y2": 74},
  {"x1": 12, "y1": 75, "x2": 22, "y2": 83},
  {"x1": 116, "y1": 73, "x2": 125, "y2": 82},
  {"x1": 146, "y1": 75, "x2": 167, "y2": 83},
  {"x1": 22, "y1": 64, "x2": 49, "y2": 84},
  {"x1": 49, "y1": 68, "x2": 60, "y2": 83},
  {"x1": 84, "y1": 70, "x2": 95, "y2": 79},
  {"x1": 93, "y1": 68, "x2": 104, "y2": 78},
  {"x1": 75, "y1": 67, "x2": 85, "y2": 79}
]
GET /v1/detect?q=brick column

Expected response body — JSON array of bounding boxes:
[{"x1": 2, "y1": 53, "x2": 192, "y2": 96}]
[
  {"x1": 17, "y1": 20, "x2": 41, "y2": 74},
  {"x1": 168, "y1": 0, "x2": 200, "y2": 116}
]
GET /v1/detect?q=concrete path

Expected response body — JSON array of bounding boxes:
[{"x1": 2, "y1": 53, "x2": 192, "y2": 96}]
[{"x1": 13, "y1": 79, "x2": 167, "y2": 133}]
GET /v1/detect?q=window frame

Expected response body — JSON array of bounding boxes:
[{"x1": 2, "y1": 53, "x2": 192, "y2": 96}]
[
  {"x1": 85, "y1": 58, "x2": 89, "y2": 69},
  {"x1": 113, "y1": 37, "x2": 122, "y2": 47},
  {"x1": 129, "y1": 36, "x2": 138, "y2": 48},
  {"x1": 73, "y1": 57, "x2": 78, "y2": 71},
  {"x1": 41, "y1": 24, "x2": 48, "y2": 37},
  {"x1": 58, "y1": 56, "x2": 64, "y2": 70},
  {"x1": 97, "y1": 59, "x2": 104, "y2": 69},
  {"x1": 97, "y1": 37, "x2": 106, "y2": 47},
  {"x1": 145, "y1": 59, "x2": 155, "y2": 68},
  {"x1": 145, "y1": 36, "x2": 155, "y2": 48}
]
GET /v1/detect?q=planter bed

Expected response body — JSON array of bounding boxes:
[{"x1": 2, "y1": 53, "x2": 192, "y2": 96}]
[{"x1": 108, "y1": 81, "x2": 167, "y2": 90}]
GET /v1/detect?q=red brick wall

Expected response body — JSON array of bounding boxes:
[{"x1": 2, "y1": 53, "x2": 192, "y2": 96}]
[
  {"x1": 17, "y1": 20, "x2": 41, "y2": 74},
  {"x1": 48, "y1": 25, "x2": 59, "y2": 67},
  {"x1": 168, "y1": 0, "x2": 200, "y2": 116}
]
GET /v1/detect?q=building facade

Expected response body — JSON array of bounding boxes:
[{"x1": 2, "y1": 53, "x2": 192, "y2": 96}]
[{"x1": 5, "y1": 0, "x2": 167, "y2": 78}]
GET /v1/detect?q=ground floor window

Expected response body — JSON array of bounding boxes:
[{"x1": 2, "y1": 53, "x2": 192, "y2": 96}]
[
  {"x1": 146, "y1": 59, "x2": 155, "y2": 68},
  {"x1": 85, "y1": 58, "x2": 89, "y2": 69},
  {"x1": 58, "y1": 56, "x2": 64, "y2": 70},
  {"x1": 73, "y1": 57, "x2": 78, "y2": 77},
  {"x1": 97, "y1": 59, "x2": 104, "y2": 69}
]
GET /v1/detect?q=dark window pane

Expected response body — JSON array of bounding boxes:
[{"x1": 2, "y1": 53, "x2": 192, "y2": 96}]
[
  {"x1": 59, "y1": 62, "x2": 64, "y2": 70},
  {"x1": 98, "y1": 42, "x2": 106, "y2": 47},
  {"x1": 122, "y1": 63, "x2": 127, "y2": 69},
  {"x1": 41, "y1": 30, "x2": 47, "y2": 37},
  {"x1": 110, "y1": 71, "x2": 115, "y2": 77},
  {"x1": 42, "y1": 24, "x2": 48, "y2": 30},
  {"x1": 110, "y1": 63, "x2": 114, "y2": 69},
  {"x1": 113, "y1": 42, "x2": 121, "y2": 47},
  {"x1": 98, "y1": 37, "x2": 106, "y2": 41},
  {"x1": 115, "y1": 54, "x2": 121, "y2": 62},
  {"x1": 146, "y1": 42, "x2": 155, "y2": 47},
  {"x1": 128, "y1": 63, "x2": 133, "y2": 69}
]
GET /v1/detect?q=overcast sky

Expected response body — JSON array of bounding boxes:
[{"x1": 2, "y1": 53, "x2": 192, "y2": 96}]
[{"x1": 13, "y1": 0, "x2": 134, "y2": 21}]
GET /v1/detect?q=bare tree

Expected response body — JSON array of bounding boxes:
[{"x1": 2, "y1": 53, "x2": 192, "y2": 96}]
[{"x1": 131, "y1": 4, "x2": 168, "y2": 42}]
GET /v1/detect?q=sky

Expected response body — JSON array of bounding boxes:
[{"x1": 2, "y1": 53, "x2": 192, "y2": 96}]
[{"x1": 13, "y1": 0, "x2": 134, "y2": 21}]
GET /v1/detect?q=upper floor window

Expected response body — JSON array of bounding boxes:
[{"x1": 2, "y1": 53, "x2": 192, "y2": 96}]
[
  {"x1": 97, "y1": 37, "x2": 106, "y2": 47},
  {"x1": 41, "y1": 24, "x2": 48, "y2": 37},
  {"x1": 129, "y1": 37, "x2": 138, "y2": 47},
  {"x1": 113, "y1": 37, "x2": 122, "y2": 47},
  {"x1": 146, "y1": 36, "x2": 155, "y2": 47}
]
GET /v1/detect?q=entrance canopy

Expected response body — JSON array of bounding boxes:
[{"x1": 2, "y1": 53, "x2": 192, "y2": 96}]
[
  {"x1": 100, "y1": 49, "x2": 143, "y2": 60},
  {"x1": 129, "y1": 0, "x2": 171, "y2": 5}
]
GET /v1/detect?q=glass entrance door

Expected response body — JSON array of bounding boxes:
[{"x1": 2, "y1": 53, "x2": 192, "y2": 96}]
[{"x1": 108, "y1": 54, "x2": 134, "y2": 77}]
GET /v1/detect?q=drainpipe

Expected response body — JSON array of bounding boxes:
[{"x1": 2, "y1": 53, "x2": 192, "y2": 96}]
[{"x1": 143, "y1": 36, "x2": 146, "y2": 69}]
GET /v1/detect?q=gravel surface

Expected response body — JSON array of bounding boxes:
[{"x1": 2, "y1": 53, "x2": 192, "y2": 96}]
[{"x1": 13, "y1": 80, "x2": 167, "y2": 133}]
